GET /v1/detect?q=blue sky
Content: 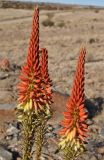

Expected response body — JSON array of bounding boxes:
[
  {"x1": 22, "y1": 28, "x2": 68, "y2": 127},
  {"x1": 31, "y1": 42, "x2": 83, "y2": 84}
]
[{"x1": 26, "y1": 0, "x2": 104, "y2": 6}]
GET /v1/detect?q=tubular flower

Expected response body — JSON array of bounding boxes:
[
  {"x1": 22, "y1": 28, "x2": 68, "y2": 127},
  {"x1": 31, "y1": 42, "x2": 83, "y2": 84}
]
[
  {"x1": 17, "y1": 7, "x2": 45, "y2": 113},
  {"x1": 40, "y1": 48, "x2": 52, "y2": 105},
  {"x1": 59, "y1": 48, "x2": 88, "y2": 158}
]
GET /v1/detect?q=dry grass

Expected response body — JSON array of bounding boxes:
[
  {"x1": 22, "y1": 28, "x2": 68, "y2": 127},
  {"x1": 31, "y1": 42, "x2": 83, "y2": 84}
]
[{"x1": 0, "y1": 8, "x2": 103, "y2": 98}]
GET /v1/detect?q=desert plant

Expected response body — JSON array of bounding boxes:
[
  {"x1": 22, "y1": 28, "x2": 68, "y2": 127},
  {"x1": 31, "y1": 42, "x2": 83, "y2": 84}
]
[
  {"x1": 17, "y1": 5, "x2": 90, "y2": 160},
  {"x1": 57, "y1": 21, "x2": 65, "y2": 28},
  {"x1": 59, "y1": 48, "x2": 88, "y2": 160},
  {"x1": 33, "y1": 48, "x2": 52, "y2": 160},
  {"x1": 42, "y1": 18, "x2": 54, "y2": 27},
  {"x1": 17, "y1": 7, "x2": 52, "y2": 160}
]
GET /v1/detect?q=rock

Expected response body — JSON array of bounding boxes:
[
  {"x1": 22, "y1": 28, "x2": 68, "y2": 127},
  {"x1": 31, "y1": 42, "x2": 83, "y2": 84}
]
[
  {"x1": 0, "y1": 145, "x2": 12, "y2": 160},
  {"x1": 97, "y1": 154, "x2": 103, "y2": 159},
  {"x1": 0, "y1": 72, "x2": 9, "y2": 80},
  {"x1": 17, "y1": 158, "x2": 21, "y2": 160},
  {"x1": 90, "y1": 155, "x2": 97, "y2": 160},
  {"x1": 6, "y1": 124, "x2": 19, "y2": 140},
  {"x1": 99, "y1": 128, "x2": 104, "y2": 138},
  {"x1": 53, "y1": 124, "x2": 61, "y2": 131},
  {"x1": 48, "y1": 138, "x2": 58, "y2": 154},
  {"x1": 86, "y1": 119, "x2": 94, "y2": 125},
  {"x1": 96, "y1": 146, "x2": 104, "y2": 154},
  {"x1": 45, "y1": 132, "x2": 53, "y2": 138},
  {"x1": 89, "y1": 124, "x2": 99, "y2": 133},
  {"x1": 0, "y1": 58, "x2": 10, "y2": 71},
  {"x1": 47, "y1": 124, "x2": 54, "y2": 132}
]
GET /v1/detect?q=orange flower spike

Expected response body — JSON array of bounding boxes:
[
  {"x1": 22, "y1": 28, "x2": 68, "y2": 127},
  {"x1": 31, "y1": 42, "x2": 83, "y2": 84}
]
[
  {"x1": 40, "y1": 48, "x2": 52, "y2": 105},
  {"x1": 27, "y1": 7, "x2": 39, "y2": 73},
  {"x1": 59, "y1": 48, "x2": 88, "y2": 154},
  {"x1": 17, "y1": 7, "x2": 42, "y2": 113},
  {"x1": 40, "y1": 48, "x2": 52, "y2": 85}
]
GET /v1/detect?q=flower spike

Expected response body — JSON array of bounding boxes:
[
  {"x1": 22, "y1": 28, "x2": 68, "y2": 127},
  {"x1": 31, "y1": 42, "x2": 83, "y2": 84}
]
[
  {"x1": 17, "y1": 7, "x2": 53, "y2": 160},
  {"x1": 59, "y1": 47, "x2": 88, "y2": 159},
  {"x1": 40, "y1": 48, "x2": 52, "y2": 105},
  {"x1": 27, "y1": 7, "x2": 39, "y2": 73},
  {"x1": 17, "y1": 7, "x2": 47, "y2": 113}
]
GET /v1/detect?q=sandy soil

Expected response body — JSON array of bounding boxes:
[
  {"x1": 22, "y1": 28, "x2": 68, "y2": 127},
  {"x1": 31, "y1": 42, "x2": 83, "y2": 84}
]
[{"x1": 0, "y1": 8, "x2": 103, "y2": 98}]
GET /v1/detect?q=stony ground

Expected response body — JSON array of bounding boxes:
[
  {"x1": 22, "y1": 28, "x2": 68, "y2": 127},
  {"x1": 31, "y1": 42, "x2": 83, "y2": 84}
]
[{"x1": 0, "y1": 6, "x2": 104, "y2": 160}]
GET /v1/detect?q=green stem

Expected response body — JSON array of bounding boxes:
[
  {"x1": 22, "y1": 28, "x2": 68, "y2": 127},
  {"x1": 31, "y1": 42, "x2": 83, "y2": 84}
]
[
  {"x1": 22, "y1": 111, "x2": 35, "y2": 160},
  {"x1": 33, "y1": 117, "x2": 46, "y2": 160}
]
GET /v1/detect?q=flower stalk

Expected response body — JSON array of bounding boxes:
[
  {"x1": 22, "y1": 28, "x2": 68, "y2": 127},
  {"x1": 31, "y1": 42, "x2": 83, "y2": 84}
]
[
  {"x1": 59, "y1": 48, "x2": 88, "y2": 160},
  {"x1": 17, "y1": 7, "x2": 52, "y2": 160},
  {"x1": 33, "y1": 48, "x2": 52, "y2": 159}
]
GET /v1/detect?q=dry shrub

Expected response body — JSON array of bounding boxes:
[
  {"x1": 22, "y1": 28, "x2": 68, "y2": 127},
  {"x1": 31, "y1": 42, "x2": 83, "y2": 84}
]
[
  {"x1": 93, "y1": 18, "x2": 98, "y2": 21},
  {"x1": 89, "y1": 38, "x2": 99, "y2": 44},
  {"x1": 94, "y1": 9, "x2": 100, "y2": 13},
  {"x1": 57, "y1": 21, "x2": 65, "y2": 28},
  {"x1": 89, "y1": 38, "x2": 96, "y2": 44},
  {"x1": 42, "y1": 19, "x2": 54, "y2": 27}
]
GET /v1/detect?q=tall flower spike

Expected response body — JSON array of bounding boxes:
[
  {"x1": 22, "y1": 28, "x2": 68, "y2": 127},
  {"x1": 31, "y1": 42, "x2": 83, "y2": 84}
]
[
  {"x1": 59, "y1": 48, "x2": 88, "y2": 159},
  {"x1": 33, "y1": 48, "x2": 53, "y2": 159},
  {"x1": 27, "y1": 6, "x2": 39, "y2": 73},
  {"x1": 40, "y1": 48, "x2": 52, "y2": 106},
  {"x1": 17, "y1": 7, "x2": 46, "y2": 113},
  {"x1": 18, "y1": 7, "x2": 39, "y2": 103},
  {"x1": 17, "y1": 7, "x2": 53, "y2": 160}
]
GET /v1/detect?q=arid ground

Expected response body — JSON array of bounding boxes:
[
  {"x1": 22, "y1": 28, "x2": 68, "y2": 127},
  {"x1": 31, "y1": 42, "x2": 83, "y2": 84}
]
[{"x1": 0, "y1": 3, "x2": 104, "y2": 160}]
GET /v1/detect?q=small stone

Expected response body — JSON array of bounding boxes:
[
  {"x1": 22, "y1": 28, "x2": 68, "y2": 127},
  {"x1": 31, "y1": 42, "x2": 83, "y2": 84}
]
[
  {"x1": 0, "y1": 72, "x2": 9, "y2": 80},
  {"x1": 86, "y1": 119, "x2": 94, "y2": 125},
  {"x1": 97, "y1": 154, "x2": 103, "y2": 159},
  {"x1": 17, "y1": 158, "x2": 21, "y2": 160},
  {"x1": 47, "y1": 124, "x2": 54, "y2": 132},
  {"x1": 0, "y1": 58, "x2": 10, "y2": 71},
  {"x1": 99, "y1": 128, "x2": 104, "y2": 138},
  {"x1": 6, "y1": 124, "x2": 19, "y2": 135},
  {"x1": 90, "y1": 155, "x2": 97, "y2": 160},
  {"x1": 48, "y1": 138, "x2": 58, "y2": 154},
  {"x1": 42, "y1": 147, "x2": 49, "y2": 155},
  {"x1": 53, "y1": 124, "x2": 61, "y2": 130},
  {"x1": 45, "y1": 132, "x2": 53, "y2": 138},
  {"x1": 6, "y1": 124, "x2": 19, "y2": 140},
  {"x1": 40, "y1": 156, "x2": 47, "y2": 160},
  {"x1": 0, "y1": 145, "x2": 12, "y2": 160},
  {"x1": 97, "y1": 146, "x2": 104, "y2": 154}
]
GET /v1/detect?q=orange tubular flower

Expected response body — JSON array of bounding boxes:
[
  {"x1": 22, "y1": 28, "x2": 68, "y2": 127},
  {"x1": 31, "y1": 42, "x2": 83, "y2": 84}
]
[
  {"x1": 59, "y1": 48, "x2": 88, "y2": 156},
  {"x1": 40, "y1": 48, "x2": 52, "y2": 105},
  {"x1": 17, "y1": 7, "x2": 45, "y2": 113}
]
